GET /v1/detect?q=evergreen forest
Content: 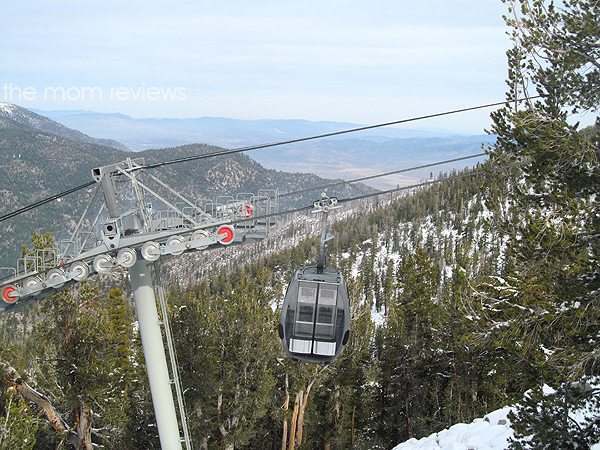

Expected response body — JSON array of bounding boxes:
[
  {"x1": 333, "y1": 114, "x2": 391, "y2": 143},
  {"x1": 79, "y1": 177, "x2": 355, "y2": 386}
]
[{"x1": 0, "y1": 1, "x2": 599, "y2": 449}]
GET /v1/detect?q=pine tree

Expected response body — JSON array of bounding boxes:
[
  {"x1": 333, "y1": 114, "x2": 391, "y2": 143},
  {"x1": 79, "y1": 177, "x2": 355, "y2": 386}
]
[
  {"x1": 485, "y1": 0, "x2": 600, "y2": 447},
  {"x1": 377, "y1": 247, "x2": 445, "y2": 442},
  {"x1": 26, "y1": 282, "x2": 148, "y2": 449},
  {"x1": 103, "y1": 288, "x2": 157, "y2": 450},
  {"x1": 171, "y1": 269, "x2": 281, "y2": 450},
  {"x1": 509, "y1": 383, "x2": 600, "y2": 450},
  {"x1": 0, "y1": 387, "x2": 38, "y2": 450}
]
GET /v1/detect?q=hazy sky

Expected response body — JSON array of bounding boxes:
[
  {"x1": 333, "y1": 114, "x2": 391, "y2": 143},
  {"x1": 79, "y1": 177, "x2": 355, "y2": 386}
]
[{"x1": 1, "y1": 1, "x2": 512, "y2": 134}]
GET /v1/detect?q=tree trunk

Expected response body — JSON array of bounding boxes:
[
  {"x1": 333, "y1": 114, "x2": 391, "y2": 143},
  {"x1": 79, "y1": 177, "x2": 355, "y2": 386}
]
[
  {"x1": 351, "y1": 405, "x2": 356, "y2": 446},
  {"x1": 334, "y1": 384, "x2": 341, "y2": 423},
  {"x1": 288, "y1": 392, "x2": 301, "y2": 450},
  {"x1": 282, "y1": 373, "x2": 289, "y2": 450},
  {"x1": 296, "y1": 376, "x2": 317, "y2": 446},
  {"x1": 75, "y1": 398, "x2": 93, "y2": 450},
  {"x1": 405, "y1": 396, "x2": 413, "y2": 439},
  {"x1": 295, "y1": 390, "x2": 304, "y2": 445},
  {"x1": 1, "y1": 359, "x2": 82, "y2": 449}
]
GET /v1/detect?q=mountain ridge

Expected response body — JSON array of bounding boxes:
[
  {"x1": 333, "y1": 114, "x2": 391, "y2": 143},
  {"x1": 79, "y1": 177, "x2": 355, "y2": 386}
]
[
  {"x1": 0, "y1": 102, "x2": 130, "y2": 151},
  {"x1": 30, "y1": 108, "x2": 490, "y2": 150},
  {"x1": 0, "y1": 117, "x2": 375, "y2": 267}
]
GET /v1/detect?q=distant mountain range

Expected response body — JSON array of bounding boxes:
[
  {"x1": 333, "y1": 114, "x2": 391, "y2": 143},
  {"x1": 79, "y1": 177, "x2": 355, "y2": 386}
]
[
  {"x1": 29, "y1": 108, "x2": 494, "y2": 189},
  {"x1": 32, "y1": 108, "x2": 470, "y2": 150}
]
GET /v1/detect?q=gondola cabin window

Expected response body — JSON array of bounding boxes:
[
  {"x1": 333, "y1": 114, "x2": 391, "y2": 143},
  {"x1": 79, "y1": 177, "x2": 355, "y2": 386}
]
[
  {"x1": 296, "y1": 283, "x2": 317, "y2": 336},
  {"x1": 315, "y1": 284, "x2": 337, "y2": 344}
]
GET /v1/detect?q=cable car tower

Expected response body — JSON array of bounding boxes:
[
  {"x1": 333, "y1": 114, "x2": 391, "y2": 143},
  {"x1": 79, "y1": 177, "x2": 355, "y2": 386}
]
[
  {"x1": 278, "y1": 193, "x2": 350, "y2": 364},
  {"x1": 0, "y1": 157, "x2": 278, "y2": 450}
]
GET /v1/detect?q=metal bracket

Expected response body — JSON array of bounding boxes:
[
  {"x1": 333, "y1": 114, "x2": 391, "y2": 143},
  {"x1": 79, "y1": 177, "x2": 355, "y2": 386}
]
[
  {"x1": 311, "y1": 192, "x2": 340, "y2": 214},
  {"x1": 311, "y1": 193, "x2": 341, "y2": 273}
]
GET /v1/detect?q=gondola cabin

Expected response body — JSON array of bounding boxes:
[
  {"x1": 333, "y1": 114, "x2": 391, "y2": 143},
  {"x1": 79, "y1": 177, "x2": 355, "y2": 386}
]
[{"x1": 279, "y1": 266, "x2": 350, "y2": 364}]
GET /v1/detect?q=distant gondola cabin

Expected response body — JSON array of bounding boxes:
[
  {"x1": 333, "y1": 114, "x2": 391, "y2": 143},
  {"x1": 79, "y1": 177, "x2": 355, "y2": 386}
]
[{"x1": 279, "y1": 266, "x2": 350, "y2": 364}]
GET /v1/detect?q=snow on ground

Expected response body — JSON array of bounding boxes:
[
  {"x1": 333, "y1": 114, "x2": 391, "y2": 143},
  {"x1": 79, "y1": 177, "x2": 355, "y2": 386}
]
[
  {"x1": 391, "y1": 402, "x2": 600, "y2": 450},
  {"x1": 392, "y1": 407, "x2": 515, "y2": 450},
  {"x1": 0, "y1": 102, "x2": 16, "y2": 115}
]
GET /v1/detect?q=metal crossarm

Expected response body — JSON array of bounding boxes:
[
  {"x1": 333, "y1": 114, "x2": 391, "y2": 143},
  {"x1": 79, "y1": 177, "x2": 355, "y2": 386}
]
[{"x1": 1, "y1": 158, "x2": 278, "y2": 308}]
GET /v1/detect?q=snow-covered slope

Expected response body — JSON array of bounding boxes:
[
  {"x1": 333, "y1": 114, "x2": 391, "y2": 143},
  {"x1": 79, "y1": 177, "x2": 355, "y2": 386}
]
[{"x1": 392, "y1": 407, "x2": 514, "y2": 450}]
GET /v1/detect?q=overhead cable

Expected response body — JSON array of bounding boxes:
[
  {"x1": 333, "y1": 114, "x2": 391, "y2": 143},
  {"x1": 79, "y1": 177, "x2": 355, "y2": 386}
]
[
  {"x1": 0, "y1": 97, "x2": 533, "y2": 223},
  {"x1": 229, "y1": 168, "x2": 487, "y2": 226},
  {"x1": 0, "y1": 180, "x2": 95, "y2": 223},
  {"x1": 0, "y1": 151, "x2": 486, "y2": 224},
  {"x1": 144, "y1": 100, "x2": 510, "y2": 170}
]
